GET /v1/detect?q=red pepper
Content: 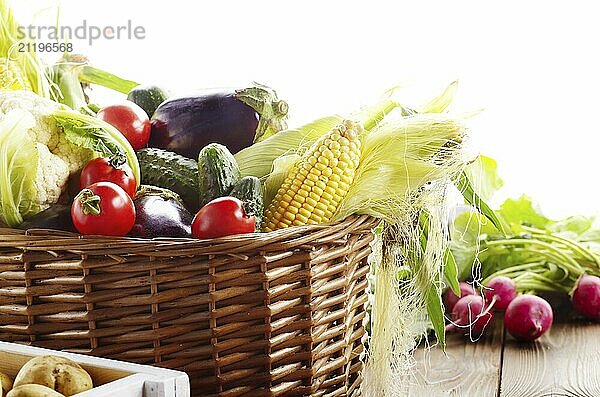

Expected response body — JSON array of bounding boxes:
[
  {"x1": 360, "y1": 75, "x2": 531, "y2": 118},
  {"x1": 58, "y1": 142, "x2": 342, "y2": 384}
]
[{"x1": 192, "y1": 197, "x2": 256, "y2": 239}]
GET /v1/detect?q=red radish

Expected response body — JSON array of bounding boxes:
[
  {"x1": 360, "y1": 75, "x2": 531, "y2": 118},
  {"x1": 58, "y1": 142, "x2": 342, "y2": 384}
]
[
  {"x1": 504, "y1": 295, "x2": 553, "y2": 341},
  {"x1": 484, "y1": 276, "x2": 517, "y2": 311},
  {"x1": 446, "y1": 294, "x2": 494, "y2": 337},
  {"x1": 572, "y1": 274, "x2": 600, "y2": 320},
  {"x1": 444, "y1": 282, "x2": 476, "y2": 312}
]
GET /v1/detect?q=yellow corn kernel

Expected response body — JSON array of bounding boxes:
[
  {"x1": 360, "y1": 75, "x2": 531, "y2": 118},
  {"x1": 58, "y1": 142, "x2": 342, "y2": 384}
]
[
  {"x1": 306, "y1": 197, "x2": 318, "y2": 208},
  {"x1": 295, "y1": 214, "x2": 309, "y2": 224},
  {"x1": 263, "y1": 119, "x2": 362, "y2": 231},
  {"x1": 313, "y1": 208, "x2": 325, "y2": 219},
  {"x1": 299, "y1": 208, "x2": 312, "y2": 218},
  {"x1": 315, "y1": 162, "x2": 327, "y2": 172},
  {"x1": 316, "y1": 180, "x2": 327, "y2": 190},
  {"x1": 316, "y1": 202, "x2": 328, "y2": 211},
  {"x1": 297, "y1": 189, "x2": 310, "y2": 198},
  {"x1": 322, "y1": 191, "x2": 334, "y2": 202},
  {"x1": 307, "y1": 173, "x2": 319, "y2": 182},
  {"x1": 303, "y1": 178, "x2": 315, "y2": 188}
]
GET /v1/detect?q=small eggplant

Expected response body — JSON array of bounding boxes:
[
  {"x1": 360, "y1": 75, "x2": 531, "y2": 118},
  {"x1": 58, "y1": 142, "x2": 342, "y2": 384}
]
[
  {"x1": 149, "y1": 83, "x2": 288, "y2": 158},
  {"x1": 19, "y1": 205, "x2": 77, "y2": 232},
  {"x1": 129, "y1": 186, "x2": 193, "y2": 238}
]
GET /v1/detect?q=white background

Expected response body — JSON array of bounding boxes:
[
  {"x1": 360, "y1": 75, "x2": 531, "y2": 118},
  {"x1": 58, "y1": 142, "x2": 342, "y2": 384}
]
[{"x1": 12, "y1": 0, "x2": 600, "y2": 220}]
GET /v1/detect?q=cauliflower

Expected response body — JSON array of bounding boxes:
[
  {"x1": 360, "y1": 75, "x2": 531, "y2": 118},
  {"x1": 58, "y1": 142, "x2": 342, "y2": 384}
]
[
  {"x1": 0, "y1": 90, "x2": 93, "y2": 173},
  {"x1": 34, "y1": 143, "x2": 70, "y2": 210},
  {"x1": 0, "y1": 91, "x2": 139, "y2": 227}
]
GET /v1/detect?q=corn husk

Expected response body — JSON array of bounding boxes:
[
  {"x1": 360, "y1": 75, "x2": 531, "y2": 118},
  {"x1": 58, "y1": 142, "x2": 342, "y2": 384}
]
[
  {"x1": 262, "y1": 153, "x2": 300, "y2": 208},
  {"x1": 235, "y1": 116, "x2": 343, "y2": 180},
  {"x1": 359, "y1": 86, "x2": 465, "y2": 397},
  {"x1": 335, "y1": 111, "x2": 465, "y2": 223},
  {"x1": 0, "y1": 0, "x2": 51, "y2": 97}
]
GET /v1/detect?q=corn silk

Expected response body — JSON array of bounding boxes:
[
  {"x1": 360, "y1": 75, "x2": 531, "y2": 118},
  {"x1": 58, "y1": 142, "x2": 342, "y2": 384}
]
[{"x1": 236, "y1": 82, "x2": 471, "y2": 396}]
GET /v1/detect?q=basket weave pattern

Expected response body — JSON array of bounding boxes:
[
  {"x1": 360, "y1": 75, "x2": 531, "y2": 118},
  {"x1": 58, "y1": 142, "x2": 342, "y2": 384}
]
[{"x1": 0, "y1": 215, "x2": 377, "y2": 396}]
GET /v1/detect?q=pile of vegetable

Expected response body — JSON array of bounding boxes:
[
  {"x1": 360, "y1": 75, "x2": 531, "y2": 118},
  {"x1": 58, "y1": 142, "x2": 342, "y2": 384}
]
[
  {"x1": 447, "y1": 156, "x2": 600, "y2": 341},
  {"x1": 0, "y1": 355, "x2": 93, "y2": 396},
  {"x1": 0, "y1": 1, "x2": 502, "y2": 396},
  {"x1": 1, "y1": 85, "x2": 281, "y2": 239}
]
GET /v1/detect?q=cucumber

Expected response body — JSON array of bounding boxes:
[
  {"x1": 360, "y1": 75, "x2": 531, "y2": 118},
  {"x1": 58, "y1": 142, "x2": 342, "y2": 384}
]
[
  {"x1": 127, "y1": 85, "x2": 169, "y2": 118},
  {"x1": 137, "y1": 148, "x2": 199, "y2": 211},
  {"x1": 230, "y1": 176, "x2": 264, "y2": 231},
  {"x1": 198, "y1": 143, "x2": 241, "y2": 207}
]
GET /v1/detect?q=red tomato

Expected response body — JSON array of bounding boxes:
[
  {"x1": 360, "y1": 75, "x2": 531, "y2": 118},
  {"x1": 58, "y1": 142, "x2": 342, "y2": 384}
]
[
  {"x1": 192, "y1": 197, "x2": 256, "y2": 239},
  {"x1": 71, "y1": 182, "x2": 136, "y2": 236},
  {"x1": 97, "y1": 101, "x2": 151, "y2": 150},
  {"x1": 80, "y1": 157, "x2": 137, "y2": 198}
]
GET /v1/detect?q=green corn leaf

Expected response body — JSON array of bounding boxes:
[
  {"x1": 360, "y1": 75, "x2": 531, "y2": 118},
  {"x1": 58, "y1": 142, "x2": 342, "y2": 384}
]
[
  {"x1": 444, "y1": 248, "x2": 460, "y2": 295},
  {"x1": 79, "y1": 65, "x2": 139, "y2": 94},
  {"x1": 425, "y1": 272, "x2": 446, "y2": 349},
  {"x1": 417, "y1": 80, "x2": 458, "y2": 114},
  {"x1": 417, "y1": 209, "x2": 447, "y2": 347},
  {"x1": 456, "y1": 170, "x2": 506, "y2": 236}
]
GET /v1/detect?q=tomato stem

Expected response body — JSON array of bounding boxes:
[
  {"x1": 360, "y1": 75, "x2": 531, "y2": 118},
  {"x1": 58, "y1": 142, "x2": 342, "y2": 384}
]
[
  {"x1": 76, "y1": 189, "x2": 102, "y2": 215},
  {"x1": 108, "y1": 152, "x2": 127, "y2": 169}
]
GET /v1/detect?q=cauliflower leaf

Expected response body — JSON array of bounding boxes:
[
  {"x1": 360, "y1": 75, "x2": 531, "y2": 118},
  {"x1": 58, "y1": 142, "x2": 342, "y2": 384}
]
[{"x1": 0, "y1": 109, "x2": 39, "y2": 226}]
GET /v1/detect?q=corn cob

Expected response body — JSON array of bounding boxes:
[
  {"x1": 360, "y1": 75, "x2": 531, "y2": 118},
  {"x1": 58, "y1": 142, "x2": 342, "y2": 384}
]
[
  {"x1": 264, "y1": 119, "x2": 362, "y2": 231},
  {"x1": 0, "y1": 58, "x2": 31, "y2": 91}
]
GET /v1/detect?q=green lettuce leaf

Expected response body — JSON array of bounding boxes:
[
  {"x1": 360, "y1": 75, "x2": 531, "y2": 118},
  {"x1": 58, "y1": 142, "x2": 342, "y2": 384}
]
[
  {"x1": 499, "y1": 195, "x2": 551, "y2": 230},
  {"x1": 549, "y1": 215, "x2": 595, "y2": 237},
  {"x1": 464, "y1": 155, "x2": 503, "y2": 202}
]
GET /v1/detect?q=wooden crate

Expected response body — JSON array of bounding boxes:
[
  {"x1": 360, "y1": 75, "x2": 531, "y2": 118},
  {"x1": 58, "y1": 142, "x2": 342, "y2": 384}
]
[{"x1": 0, "y1": 341, "x2": 190, "y2": 396}]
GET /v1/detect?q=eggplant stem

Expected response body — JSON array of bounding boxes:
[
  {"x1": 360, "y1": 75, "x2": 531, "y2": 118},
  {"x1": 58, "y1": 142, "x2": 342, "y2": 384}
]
[{"x1": 235, "y1": 82, "x2": 289, "y2": 143}]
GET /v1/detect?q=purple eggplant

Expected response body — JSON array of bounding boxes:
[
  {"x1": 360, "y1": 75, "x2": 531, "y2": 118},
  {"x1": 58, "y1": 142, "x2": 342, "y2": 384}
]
[
  {"x1": 149, "y1": 83, "x2": 288, "y2": 158},
  {"x1": 129, "y1": 186, "x2": 193, "y2": 238}
]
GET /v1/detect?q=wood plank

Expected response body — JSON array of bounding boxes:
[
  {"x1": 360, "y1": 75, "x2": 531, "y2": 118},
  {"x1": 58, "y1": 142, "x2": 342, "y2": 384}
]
[
  {"x1": 404, "y1": 317, "x2": 504, "y2": 397},
  {"x1": 499, "y1": 320, "x2": 600, "y2": 397}
]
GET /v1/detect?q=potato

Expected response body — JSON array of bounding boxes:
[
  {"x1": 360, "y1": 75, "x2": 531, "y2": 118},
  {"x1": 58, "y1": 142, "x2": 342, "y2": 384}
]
[
  {"x1": 13, "y1": 356, "x2": 92, "y2": 396},
  {"x1": 6, "y1": 384, "x2": 65, "y2": 397},
  {"x1": 1, "y1": 371, "x2": 14, "y2": 396}
]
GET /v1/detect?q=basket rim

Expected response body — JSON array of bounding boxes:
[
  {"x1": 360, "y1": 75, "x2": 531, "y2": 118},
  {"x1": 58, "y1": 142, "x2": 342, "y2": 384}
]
[{"x1": 0, "y1": 215, "x2": 380, "y2": 255}]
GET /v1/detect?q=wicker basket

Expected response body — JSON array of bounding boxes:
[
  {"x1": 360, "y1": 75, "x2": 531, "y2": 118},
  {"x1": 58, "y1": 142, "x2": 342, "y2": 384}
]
[{"x1": 0, "y1": 215, "x2": 378, "y2": 396}]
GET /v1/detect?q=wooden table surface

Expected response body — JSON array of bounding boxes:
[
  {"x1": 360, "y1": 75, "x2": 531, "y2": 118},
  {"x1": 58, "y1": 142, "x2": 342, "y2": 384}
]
[{"x1": 407, "y1": 295, "x2": 600, "y2": 397}]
